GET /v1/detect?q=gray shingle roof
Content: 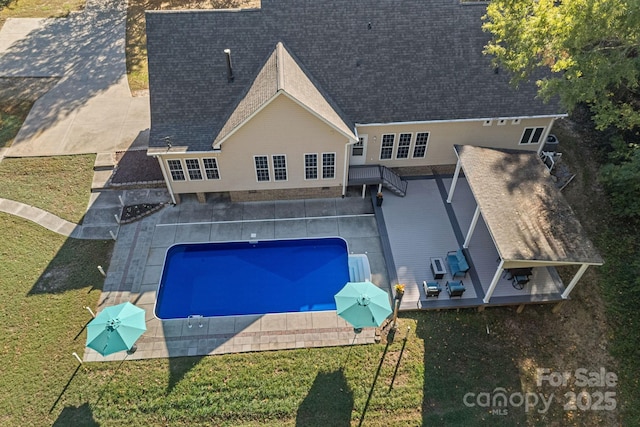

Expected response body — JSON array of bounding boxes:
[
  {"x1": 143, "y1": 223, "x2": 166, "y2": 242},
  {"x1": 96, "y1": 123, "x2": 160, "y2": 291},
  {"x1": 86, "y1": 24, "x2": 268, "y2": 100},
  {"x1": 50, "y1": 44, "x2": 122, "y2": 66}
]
[
  {"x1": 212, "y1": 42, "x2": 356, "y2": 147},
  {"x1": 146, "y1": 1, "x2": 564, "y2": 151},
  {"x1": 455, "y1": 145, "x2": 603, "y2": 265}
]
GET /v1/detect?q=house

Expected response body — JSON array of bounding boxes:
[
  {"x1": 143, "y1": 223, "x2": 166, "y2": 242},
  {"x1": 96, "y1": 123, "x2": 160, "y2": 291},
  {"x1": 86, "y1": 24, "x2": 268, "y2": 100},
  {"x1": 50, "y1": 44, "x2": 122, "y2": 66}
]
[{"x1": 145, "y1": 0, "x2": 565, "y2": 204}]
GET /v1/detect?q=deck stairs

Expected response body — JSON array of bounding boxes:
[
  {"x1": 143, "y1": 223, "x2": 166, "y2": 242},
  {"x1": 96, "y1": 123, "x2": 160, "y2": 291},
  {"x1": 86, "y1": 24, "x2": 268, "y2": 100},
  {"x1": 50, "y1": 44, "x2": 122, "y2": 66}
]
[
  {"x1": 348, "y1": 254, "x2": 372, "y2": 282},
  {"x1": 348, "y1": 165, "x2": 408, "y2": 196}
]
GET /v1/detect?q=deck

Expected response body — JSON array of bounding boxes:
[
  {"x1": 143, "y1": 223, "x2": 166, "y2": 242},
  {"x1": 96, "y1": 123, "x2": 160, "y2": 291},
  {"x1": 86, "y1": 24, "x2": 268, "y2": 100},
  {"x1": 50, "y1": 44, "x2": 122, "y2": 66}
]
[{"x1": 378, "y1": 176, "x2": 566, "y2": 311}]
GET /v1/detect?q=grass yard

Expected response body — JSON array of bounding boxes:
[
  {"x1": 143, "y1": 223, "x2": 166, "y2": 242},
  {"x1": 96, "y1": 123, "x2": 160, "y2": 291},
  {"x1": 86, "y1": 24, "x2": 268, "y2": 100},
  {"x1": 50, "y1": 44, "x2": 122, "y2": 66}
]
[
  {"x1": 126, "y1": 0, "x2": 260, "y2": 93},
  {"x1": 0, "y1": 212, "x2": 619, "y2": 427},
  {"x1": 0, "y1": 154, "x2": 95, "y2": 223},
  {"x1": 0, "y1": 0, "x2": 85, "y2": 29},
  {"x1": 0, "y1": 100, "x2": 32, "y2": 147}
]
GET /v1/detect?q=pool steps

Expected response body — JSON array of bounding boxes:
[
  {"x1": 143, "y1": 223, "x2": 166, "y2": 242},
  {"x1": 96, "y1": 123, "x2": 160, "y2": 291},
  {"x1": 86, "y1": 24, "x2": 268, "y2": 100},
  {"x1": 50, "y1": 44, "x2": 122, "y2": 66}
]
[{"x1": 348, "y1": 254, "x2": 371, "y2": 282}]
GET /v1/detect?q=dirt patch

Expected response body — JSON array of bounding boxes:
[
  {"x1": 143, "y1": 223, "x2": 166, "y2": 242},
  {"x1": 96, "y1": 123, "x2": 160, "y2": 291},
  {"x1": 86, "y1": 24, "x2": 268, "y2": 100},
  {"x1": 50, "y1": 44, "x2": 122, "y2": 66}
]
[{"x1": 111, "y1": 150, "x2": 164, "y2": 184}]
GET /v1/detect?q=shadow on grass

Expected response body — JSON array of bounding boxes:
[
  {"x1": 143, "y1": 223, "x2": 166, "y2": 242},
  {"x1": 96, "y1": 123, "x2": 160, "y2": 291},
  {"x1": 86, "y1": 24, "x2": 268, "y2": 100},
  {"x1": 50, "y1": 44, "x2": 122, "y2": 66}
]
[
  {"x1": 167, "y1": 356, "x2": 205, "y2": 392},
  {"x1": 53, "y1": 403, "x2": 98, "y2": 426},
  {"x1": 27, "y1": 236, "x2": 112, "y2": 295},
  {"x1": 296, "y1": 369, "x2": 354, "y2": 427},
  {"x1": 50, "y1": 364, "x2": 83, "y2": 414}
]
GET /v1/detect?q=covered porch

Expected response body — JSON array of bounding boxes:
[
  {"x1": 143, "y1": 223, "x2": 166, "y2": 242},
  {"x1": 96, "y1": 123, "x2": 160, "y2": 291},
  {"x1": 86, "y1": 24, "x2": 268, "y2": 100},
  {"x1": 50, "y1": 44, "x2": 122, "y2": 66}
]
[{"x1": 379, "y1": 145, "x2": 602, "y2": 311}]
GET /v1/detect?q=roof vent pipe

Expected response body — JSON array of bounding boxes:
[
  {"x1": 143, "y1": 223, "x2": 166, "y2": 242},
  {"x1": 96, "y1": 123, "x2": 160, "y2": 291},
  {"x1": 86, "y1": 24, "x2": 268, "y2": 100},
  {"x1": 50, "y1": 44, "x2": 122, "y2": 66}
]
[{"x1": 224, "y1": 49, "x2": 234, "y2": 83}]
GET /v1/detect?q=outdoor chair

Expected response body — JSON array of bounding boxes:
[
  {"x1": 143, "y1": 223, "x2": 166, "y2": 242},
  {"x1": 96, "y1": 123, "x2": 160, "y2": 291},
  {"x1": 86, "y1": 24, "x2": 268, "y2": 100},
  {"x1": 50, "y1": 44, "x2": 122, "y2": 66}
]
[
  {"x1": 445, "y1": 280, "x2": 465, "y2": 297},
  {"x1": 422, "y1": 281, "x2": 442, "y2": 298},
  {"x1": 446, "y1": 249, "x2": 469, "y2": 278}
]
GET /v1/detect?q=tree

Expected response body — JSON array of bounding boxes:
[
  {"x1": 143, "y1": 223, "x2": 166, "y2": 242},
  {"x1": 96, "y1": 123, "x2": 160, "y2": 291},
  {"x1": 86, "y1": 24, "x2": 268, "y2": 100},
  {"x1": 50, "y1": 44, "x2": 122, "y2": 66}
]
[{"x1": 483, "y1": 0, "x2": 640, "y2": 131}]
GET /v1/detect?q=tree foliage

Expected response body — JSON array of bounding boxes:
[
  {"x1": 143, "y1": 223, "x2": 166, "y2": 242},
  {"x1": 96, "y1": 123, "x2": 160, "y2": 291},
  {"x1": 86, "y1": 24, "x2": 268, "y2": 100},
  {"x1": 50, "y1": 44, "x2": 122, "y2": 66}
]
[
  {"x1": 599, "y1": 135, "x2": 640, "y2": 218},
  {"x1": 483, "y1": 0, "x2": 640, "y2": 131}
]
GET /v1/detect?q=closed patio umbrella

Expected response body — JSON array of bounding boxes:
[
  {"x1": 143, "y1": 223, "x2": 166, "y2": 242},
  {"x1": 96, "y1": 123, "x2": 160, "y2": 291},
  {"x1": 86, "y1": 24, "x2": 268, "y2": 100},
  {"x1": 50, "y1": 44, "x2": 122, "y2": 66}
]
[
  {"x1": 334, "y1": 281, "x2": 392, "y2": 331},
  {"x1": 86, "y1": 302, "x2": 146, "y2": 356}
]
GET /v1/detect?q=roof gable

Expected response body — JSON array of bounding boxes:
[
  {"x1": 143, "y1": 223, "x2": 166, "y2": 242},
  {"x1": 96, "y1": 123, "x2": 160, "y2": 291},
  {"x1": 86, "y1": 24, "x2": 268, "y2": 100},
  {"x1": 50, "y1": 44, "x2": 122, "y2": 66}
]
[{"x1": 213, "y1": 42, "x2": 356, "y2": 148}]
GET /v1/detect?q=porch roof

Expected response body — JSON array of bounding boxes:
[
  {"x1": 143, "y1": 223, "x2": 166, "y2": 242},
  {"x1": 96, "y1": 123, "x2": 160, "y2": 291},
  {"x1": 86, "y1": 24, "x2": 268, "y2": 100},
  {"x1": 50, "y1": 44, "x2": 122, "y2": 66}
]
[{"x1": 454, "y1": 145, "x2": 603, "y2": 266}]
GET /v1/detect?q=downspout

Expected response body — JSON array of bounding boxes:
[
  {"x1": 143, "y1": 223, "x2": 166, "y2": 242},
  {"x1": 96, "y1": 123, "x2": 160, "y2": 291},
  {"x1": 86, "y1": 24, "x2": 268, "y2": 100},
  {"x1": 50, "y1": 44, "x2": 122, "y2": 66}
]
[
  {"x1": 156, "y1": 155, "x2": 177, "y2": 205},
  {"x1": 342, "y1": 134, "x2": 359, "y2": 197}
]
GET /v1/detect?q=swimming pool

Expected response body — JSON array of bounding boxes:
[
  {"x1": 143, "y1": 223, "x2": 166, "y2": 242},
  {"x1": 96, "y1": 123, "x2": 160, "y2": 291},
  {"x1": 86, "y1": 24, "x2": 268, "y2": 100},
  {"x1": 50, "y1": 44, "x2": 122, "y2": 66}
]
[{"x1": 154, "y1": 237, "x2": 350, "y2": 319}]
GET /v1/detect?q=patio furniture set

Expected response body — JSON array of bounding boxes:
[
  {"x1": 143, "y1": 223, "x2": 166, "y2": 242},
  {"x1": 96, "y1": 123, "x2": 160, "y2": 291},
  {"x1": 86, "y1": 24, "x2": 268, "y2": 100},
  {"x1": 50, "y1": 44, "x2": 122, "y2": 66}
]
[
  {"x1": 422, "y1": 249, "x2": 470, "y2": 299},
  {"x1": 503, "y1": 267, "x2": 534, "y2": 290}
]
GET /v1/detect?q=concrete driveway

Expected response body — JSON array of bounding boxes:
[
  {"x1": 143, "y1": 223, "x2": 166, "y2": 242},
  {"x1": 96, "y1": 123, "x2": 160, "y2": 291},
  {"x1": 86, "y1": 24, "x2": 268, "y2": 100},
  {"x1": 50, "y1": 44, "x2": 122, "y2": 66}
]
[{"x1": 0, "y1": 0, "x2": 149, "y2": 156}]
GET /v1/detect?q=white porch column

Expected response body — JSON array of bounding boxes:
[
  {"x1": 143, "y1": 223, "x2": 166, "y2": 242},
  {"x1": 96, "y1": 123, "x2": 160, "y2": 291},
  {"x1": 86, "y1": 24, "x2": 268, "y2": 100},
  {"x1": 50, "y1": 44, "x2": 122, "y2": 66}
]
[
  {"x1": 447, "y1": 159, "x2": 462, "y2": 203},
  {"x1": 561, "y1": 264, "x2": 590, "y2": 299},
  {"x1": 483, "y1": 259, "x2": 504, "y2": 304},
  {"x1": 463, "y1": 205, "x2": 480, "y2": 249},
  {"x1": 361, "y1": 184, "x2": 367, "y2": 199}
]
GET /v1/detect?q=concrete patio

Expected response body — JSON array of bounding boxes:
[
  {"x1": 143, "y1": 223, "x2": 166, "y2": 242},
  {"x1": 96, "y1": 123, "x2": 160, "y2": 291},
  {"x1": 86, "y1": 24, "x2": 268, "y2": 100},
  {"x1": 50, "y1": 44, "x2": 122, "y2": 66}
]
[{"x1": 84, "y1": 193, "x2": 389, "y2": 361}]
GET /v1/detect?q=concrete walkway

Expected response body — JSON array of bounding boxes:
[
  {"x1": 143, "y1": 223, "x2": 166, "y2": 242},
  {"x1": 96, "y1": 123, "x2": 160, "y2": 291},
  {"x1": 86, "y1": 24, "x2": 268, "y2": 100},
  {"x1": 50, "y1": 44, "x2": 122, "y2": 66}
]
[
  {"x1": 0, "y1": 188, "x2": 170, "y2": 239},
  {"x1": 0, "y1": 0, "x2": 149, "y2": 156}
]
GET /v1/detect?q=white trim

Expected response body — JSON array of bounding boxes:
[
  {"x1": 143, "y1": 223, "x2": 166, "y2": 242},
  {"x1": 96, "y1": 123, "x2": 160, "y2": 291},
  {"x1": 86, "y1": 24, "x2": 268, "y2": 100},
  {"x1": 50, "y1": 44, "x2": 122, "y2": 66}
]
[
  {"x1": 412, "y1": 132, "x2": 430, "y2": 158},
  {"x1": 184, "y1": 158, "x2": 204, "y2": 181},
  {"x1": 272, "y1": 153, "x2": 288, "y2": 182},
  {"x1": 321, "y1": 152, "x2": 337, "y2": 180},
  {"x1": 395, "y1": 132, "x2": 413, "y2": 159},
  {"x1": 303, "y1": 153, "x2": 319, "y2": 180},
  {"x1": 379, "y1": 133, "x2": 395, "y2": 160},
  {"x1": 253, "y1": 155, "x2": 270, "y2": 182},
  {"x1": 519, "y1": 126, "x2": 546, "y2": 145},
  {"x1": 213, "y1": 91, "x2": 357, "y2": 149},
  {"x1": 356, "y1": 114, "x2": 567, "y2": 127},
  {"x1": 166, "y1": 158, "x2": 186, "y2": 182},
  {"x1": 202, "y1": 157, "x2": 221, "y2": 180}
]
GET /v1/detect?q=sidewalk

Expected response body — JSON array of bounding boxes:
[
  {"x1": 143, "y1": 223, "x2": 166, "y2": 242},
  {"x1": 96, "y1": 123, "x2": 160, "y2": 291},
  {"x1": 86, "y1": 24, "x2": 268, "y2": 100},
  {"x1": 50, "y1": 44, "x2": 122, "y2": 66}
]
[
  {"x1": 0, "y1": 0, "x2": 149, "y2": 156},
  {"x1": 0, "y1": 188, "x2": 170, "y2": 239}
]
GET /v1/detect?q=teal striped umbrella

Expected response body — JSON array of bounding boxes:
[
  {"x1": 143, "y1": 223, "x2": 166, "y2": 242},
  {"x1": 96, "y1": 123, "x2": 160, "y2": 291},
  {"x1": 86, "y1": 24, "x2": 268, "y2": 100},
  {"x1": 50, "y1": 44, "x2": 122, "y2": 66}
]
[
  {"x1": 334, "y1": 281, "x2": 392, "y2": 330},
  {"x1": 86, "y1": 302, "x2": 146, "y2": 356}
]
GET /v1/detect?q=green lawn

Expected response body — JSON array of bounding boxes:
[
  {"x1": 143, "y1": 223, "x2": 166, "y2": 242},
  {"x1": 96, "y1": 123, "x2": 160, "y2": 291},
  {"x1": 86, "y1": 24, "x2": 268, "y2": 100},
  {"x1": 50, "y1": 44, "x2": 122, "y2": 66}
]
[
  {"x1": 0, "y1": 208, "x2": 619, "y2": 426},
  {"x1": 0, "y1": 0, "x2": 85, "y2": 29},
  {"x1": 0, "y1": 155, "x2": 95, "y2": 223},
  {"x1": 0, "y1": 100, "x2": 32, "y2": 147}
]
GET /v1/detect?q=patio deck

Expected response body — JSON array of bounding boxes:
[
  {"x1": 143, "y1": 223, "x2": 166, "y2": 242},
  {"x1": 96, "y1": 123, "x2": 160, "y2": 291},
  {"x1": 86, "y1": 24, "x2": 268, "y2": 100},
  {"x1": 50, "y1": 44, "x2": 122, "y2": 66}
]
[{"x1": 379, "y1": 176, "x2": 566, "y2": 311}]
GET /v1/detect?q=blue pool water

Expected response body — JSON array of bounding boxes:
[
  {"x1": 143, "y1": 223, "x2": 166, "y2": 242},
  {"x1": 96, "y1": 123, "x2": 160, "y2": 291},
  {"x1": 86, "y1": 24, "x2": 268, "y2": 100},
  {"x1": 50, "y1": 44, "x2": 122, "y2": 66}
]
[{"x1": 155, "y1": 237, "x2": 350, "y2": 319}]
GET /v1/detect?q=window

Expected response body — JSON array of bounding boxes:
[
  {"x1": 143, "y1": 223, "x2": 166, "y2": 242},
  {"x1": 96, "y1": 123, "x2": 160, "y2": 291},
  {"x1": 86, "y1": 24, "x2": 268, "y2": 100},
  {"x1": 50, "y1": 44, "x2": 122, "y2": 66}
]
[
  {"x1": 272, "y1": 155, "x2": 287, "y2": 181},
  {"x1": 203, "y1": 158, "x2": 220, "y2": 179},
  {"x1": 322, "y1": 153, "x2": 336, "y2": 179},
  {"x1": 520, "y1": 127, "x2": 545, "y2": 144},
  {"x1": 185, "y1": 159, "x2": 203, "y2": 180},
  {"x1": 413, "y1": 132, "x2": 429, "y2": 158},
  {"x1": 396, "y1": 133, "x2": 412, "y2": 159},
  {"x1": 380, "y1": 134, "x2": 395, "y2": 159},
  {"x1": 305, "y1": 154, "x2": 318, "y2": 179},
  {"x1": 352, "y1": 137, "x2": 364, "y2": 156},
  {"x1": 167, "y1": 159, "x2": 185, "y2": 181},
  {"x1": 254, "y1": 155, "x2": 270, "y2": 181}
]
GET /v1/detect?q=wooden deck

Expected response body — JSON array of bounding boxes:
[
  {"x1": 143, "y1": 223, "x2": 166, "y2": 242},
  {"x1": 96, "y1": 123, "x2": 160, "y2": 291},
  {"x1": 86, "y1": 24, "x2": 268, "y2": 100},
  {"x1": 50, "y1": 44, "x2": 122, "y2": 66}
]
[{"x1": 378, "y1": 176, "x2": 566, "y2": 311}]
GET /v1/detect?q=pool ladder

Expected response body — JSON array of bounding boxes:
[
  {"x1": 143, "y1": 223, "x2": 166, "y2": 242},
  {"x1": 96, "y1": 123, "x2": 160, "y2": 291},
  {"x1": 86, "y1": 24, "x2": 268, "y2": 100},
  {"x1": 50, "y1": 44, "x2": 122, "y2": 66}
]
[{"x1": 187, "y1": 314, "x2": 204, "y2": 328}]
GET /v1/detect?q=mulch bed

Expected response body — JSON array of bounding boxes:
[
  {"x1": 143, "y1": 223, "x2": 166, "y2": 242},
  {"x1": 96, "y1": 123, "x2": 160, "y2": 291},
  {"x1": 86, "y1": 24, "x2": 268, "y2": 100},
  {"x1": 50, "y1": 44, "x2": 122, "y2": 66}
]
[
  {"x1": 120, "y1": 202, "x2": 164, "y2": 223},
  {"x1": 111, "y1": 150, "x2": 164, "y2": 184}
]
